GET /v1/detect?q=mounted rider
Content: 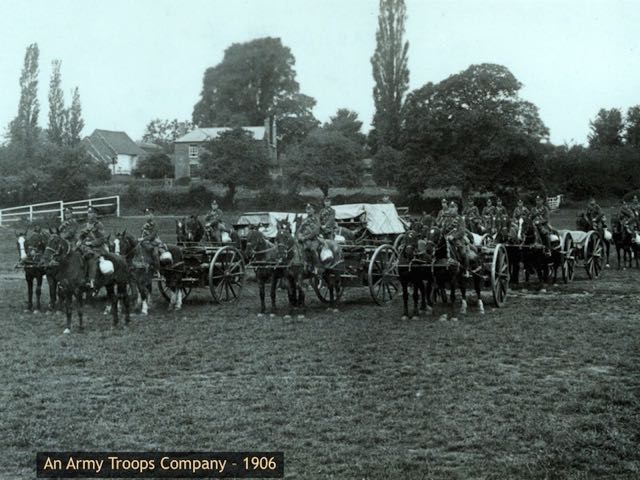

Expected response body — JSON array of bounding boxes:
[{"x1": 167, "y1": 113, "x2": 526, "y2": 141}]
[
  {"x1": 59, "y1": 207, "x2": 79, "y2": 242},
  {"x1": 435, "y1": 198, "x2": 449, "y2": 227},
  {"x1": 76, "y1": 206, "x2": 108, "y2": 289},
  {"x1": 296, "y1": 203, "x2": 321, "y2": 273},
  {"x1": 630, "y1": 195, "x2": 640, "y2": 219},
  {"x1": 443, "y1": 201, "x2": 472, "y2": 277},
  {"x1": 531, "y1": 195, "x2": 552, "y2": 253},
  {"x1": 462, "y1": 196, "x2": 481, "y2": 233},
  {"x1": 618, "y1": 199, "x2": 635, "y2": 225},
  {"x1": 319, "y1": 196, "x2": 336, "y2": 240},
  {"x1": 585, "y1": 198, "x2": 606, "y2": 229},
  {"x1": 204, "y1": 199, "x2": 230, "y2": 241},
  {"x1": 482, "y1": 198, "x2": 496, "y2": 233},
  {"x1": 494, "y1": 198, "x2": 509, "y2": 232},
  {"x1": 140, "y1": 207, "x2": 163, "y2": 271},
  {"x1": 512, "y1": 198, "x2": 530, "y2": 221}
]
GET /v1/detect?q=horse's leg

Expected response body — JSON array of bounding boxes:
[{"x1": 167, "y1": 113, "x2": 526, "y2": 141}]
[
  {"x1": 411, "y1": 278, "x2": 420, "y2": 320},
  {"x1": 105, "y1": 284, "x2": 118, "y2": 327},
  {"x1": 258, "y1": 273, "x2": 266, "y2": 316},
  {"x1": 475, "y1": 275, "x2": 484, "y2": 315},
  {"x1": 270, "y1": 272, "x2": 279, "y2": 317},
  {"x1": 401, "y1": 276, "x2": 409, "y2": 320},
  {"x1": 25, "y1": 273, "x2": 33, "y2": 312},
  {"x1": 458, "y1": 273, "x2": 467, "y2": 316},
  {"x1": 35, "y1": 273, "x2": 43, "y2": 312},
  {"x1": 76, "y1": 288, "x2": 84, "y2": 331},
  {"x1": 118, "y1": 282, "x2": 130, "y2": 324},
  {"x1": 63, "y1": 292, "x2": 72, "y2": 334},
  {"x1": 47, "y1": 275, "x2": 57, "y2": 312}
]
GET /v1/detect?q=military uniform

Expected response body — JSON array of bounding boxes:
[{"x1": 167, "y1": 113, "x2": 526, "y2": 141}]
[
  {"x1": 482, "y1": 204, "x2": 496, "y2": 232},
  {"x1": 462, "y1": 204, "x2": 481, "y2": 231},
  {"x1": 512, "y1": 205, "x2": 530, "y2": 220},
  {"x1": 77, "y1": 218, "x2": 107, "y2": 288},
  {"x1": 59, "y1": 217, "x2": 79, "y2": 242},
  {"x1": 204, "y1": 206, "x2": 223, "y2": 225},
  {"x1": 444, "y1": 212, "x2": 472, "y2": 273},
  {"x1": 319, "y1": 205, "x2": 336, "y2": 239},
  {"x1": 586, "y1": 203, "x2": 605, "y2": 228},
  {"x1": 436, "y1": 207, "x2": 448, "y2": 227},
  {"x1": 619, "y1": 203, "x2": 634, "y2": 223},
  {"x1": 297, "y1": 213, "x2": 321, "y2": 270},
  {"x1": 494, "y1": 204, "x2": 509, "y2": 232},
  {"x1": 531, "y1": 203, "x2": 551, "y2": 250}
]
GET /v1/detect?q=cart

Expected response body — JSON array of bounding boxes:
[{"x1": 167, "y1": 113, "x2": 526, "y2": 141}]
[{"x1": 556, "y1": 229, "x2": 604, "y2": 280}]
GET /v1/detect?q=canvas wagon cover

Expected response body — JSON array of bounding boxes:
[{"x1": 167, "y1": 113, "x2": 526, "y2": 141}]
[
  {"x1": 332, "y1": 203, "x2": 406, "y2": 235},
  {"x1": 235, "y1": 212, "x2": 304, "y2": 239}
]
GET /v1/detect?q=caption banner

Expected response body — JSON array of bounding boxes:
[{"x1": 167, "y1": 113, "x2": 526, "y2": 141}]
[{"x1": 36, "y1": 452, "x2": 284, "y2": 478}]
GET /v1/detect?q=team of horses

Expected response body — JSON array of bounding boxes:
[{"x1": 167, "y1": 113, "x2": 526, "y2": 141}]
[{"x1": 13, "y1": 208, "x2": 640, "y2": 333}]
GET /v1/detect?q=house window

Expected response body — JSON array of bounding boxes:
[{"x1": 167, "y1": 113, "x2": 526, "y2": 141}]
[{"x1": 188, "y1": 144, "x2": 199, "y2": 158}]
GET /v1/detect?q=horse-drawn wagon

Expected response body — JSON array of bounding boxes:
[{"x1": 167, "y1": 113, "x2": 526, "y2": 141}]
[{"x1": 555, "y1": 229, "x2": 605, "y2": 280}]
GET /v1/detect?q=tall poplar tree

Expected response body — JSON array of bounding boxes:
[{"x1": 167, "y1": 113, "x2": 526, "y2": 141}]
[
  {"x1": 48, "y1": 60, "x2": 66, "y2": 145},
  {"x1": 65, "y1": 87, "x2": 84, "y2": 147},
  {"x1": 371, "y1": 0, "x2": 409, "y2": 151},
  {"x1": 9, "y1": 43, "x2": 41, "y2": 155}
]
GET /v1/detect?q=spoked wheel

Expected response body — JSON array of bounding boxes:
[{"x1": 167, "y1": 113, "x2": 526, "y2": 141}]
[
  {"x1": 209, "y1": 246, "x2": 245, "y2": 303},
  {"x1": 491, "y1": 244, "x2": 509, "y2": 307},
  {"x1": 392, "y1": 234, "x2": 405, "y2": 251},
  {"x1": 368, "y1": 244, "x2": 400, "y2": 305},
  {"x1": 157, "y1": 276, "x2": 192, "y2": 302},
  {"x1": 584, "y1": 231, "x2": 604, "y2": 279},
  {"x1": 311, "y1": 273, "x2": 345, "y2": 304},
  {"x1": 561, "y1": 232, "x2": 575, "y2": 283}
]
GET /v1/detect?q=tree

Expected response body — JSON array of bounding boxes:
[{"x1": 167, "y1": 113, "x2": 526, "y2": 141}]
[
  {"x1": 133, "y1": 153, "x2": 174, "y2": 179},
  {"x1": 625, "y1": 105, "x2": 640, "y2": 147},
  {"x1": 588, "y1": 108, "x2": 624, "y2": 148},
  {"x1": 371, "y1": 0, "x2": 410, "y2": 151},
  {"x1": 283, "y1": 129, "x2": 363, "y2": 196},
  {"x1": 199, "y1": 128, "x2": 270, "y2": 204},
  {"x1": 323, "y1": 109, "x2": 367, "y2": 146},
  {"x1": 272, "y1": 93, "x2": 319, "y2": 153},
  {"x1": 400, "y1": 63, "x2": 549, "y2": 195},
  {"x1": 65, "y1": 87, "x2": 84, "y2": 147},
  {"x1": 142, "y1": 119, "x2": 193, "y2": 153},
  {"x1": 9, "y1": 43, "x2": 40, "y2": 157},
  {"x1": 372, "y1": 145, "x2": 402, "y2": 187},
  {"x1": 47, "y1": 60, "x2": 66, "y2": 146}
]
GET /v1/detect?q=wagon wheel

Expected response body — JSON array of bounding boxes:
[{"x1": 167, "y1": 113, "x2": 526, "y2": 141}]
[
  {"x1": 560, "y1": 231, "x2": 575, "y2": 283},
  {"x1": 491, "y1": 244, "x2": 509, "y2": 307},
  {"x1": 368, "y1": 244, "x2": 400, "y2": 305},
  {"x1": 392, "y1": 234, "x2": 405, "y2": 251},
  {"x1": 311, "y1": 273, "x2": 345, "y2": 304},
  {"x1": 156, "y1": 276, "x2": 192, "y2": 302},
  {"x1": 584, "y1": 231, "x2": 604, "y2": 279},
  {"x1": 209, "y1": 246, "x2": 245, "y2": 303}
]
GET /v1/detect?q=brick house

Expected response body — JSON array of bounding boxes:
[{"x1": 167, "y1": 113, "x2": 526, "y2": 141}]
[
  {"x1": 82, "y1": 129, "x2": 147, "y2": 175},
  {"x1": 173, "y1": 118, "x2": 278, "y2": 179}
]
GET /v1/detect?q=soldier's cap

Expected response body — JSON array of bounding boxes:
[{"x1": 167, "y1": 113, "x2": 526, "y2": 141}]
[
  {"x1": 64, "y1": 207, "x2": 73, "y2": 213},
  {"x1": 211, "y1": 200, "x2": 218, "y2": 206},
  {"x1": 305, "y1": 203, "x2": 314, "y2": 209},
  {"x1": 144, "y1": 207, "x2": 155, "y2": 213},
  {"x1": 535, "y1": 195, "x2": 543, "y2": 200},
  {"x1": 323, "y1": 196, "x2": 332, "y2": 202},
  {"x1": 449, "y1": 201, "x2": 457, "y2": 207},
  {"x1": 87, "y1": 206, "x2": 97, "y2": 214},
  {"x1": 441, "y1": 198, "x2": 448, "y2": 204}
]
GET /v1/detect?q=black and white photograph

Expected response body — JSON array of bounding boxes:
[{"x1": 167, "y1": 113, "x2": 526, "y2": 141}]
[{"x1": 1, "y1": 0, "x2": 639, "y2": 478}]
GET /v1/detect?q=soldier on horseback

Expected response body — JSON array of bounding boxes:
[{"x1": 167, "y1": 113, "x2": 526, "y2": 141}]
[
  {"x1": 482, "y1": 198, "x2": 496, "y2": 233},
  {"x1": 140, "y1": 207, "x2": 163, "y2": 271},
  {"x1": 76, "y1": 206, "x2": 107, "y2": 289},
  {"x1": 444, "y1": 201, "x2": 473, "y2": 277},
  {"x1": 512, "y1": 198, "x2": 530, "y2": 221},
  {"x1": 436, "y1": 198, "x2": 449, "y2": 226},
  {"x1": 319, "y1": 196, "x2": 336, "y2": 240},
  {"x1": 59, "y1": 207, "x2": 79, "y2": 242},
  {"x1": 494, "y1": 198, "x2": 509, "y2": 232},
  {"x1": 462, "y1": 196, "x2": 481, "y2": 233},
  {"x1": 204, "y1": 199, "x2": 231, "y2": 242},
  {"x1": 296, "y1": 203, "x2": 321, "y2": 274},
  {"x1": 531, "y1": 195, "x2": 552, "y2": 254},
  {"x1": 630, "y1": 195, "x2": 640, "y2": 219},
  {"x1": 618, "y1": 199, "x2": 635, "y2": 225},
  {"x1": 585, "y1": 198, "x2": 605, "y2": 230}
]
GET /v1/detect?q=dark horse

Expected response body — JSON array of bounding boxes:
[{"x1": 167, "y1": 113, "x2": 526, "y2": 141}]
[
  {"x1": 612, "y1": 216, "x2": 638, "y2": 269},
  {"x1": 577, "y1": 213, "x2": 611, "y2": 267},
  {"x1": 203, "y1": 220, "x2": 241, "y2": 249},
  {"x1": 16, "y1": 228, "x2": 54, "y2": 312},
  {"x1": 112, "y1": 230, "x2": 153, "y2": 315},
  {"x1": 176, "y1": 215, "x2": 204, "y2": 246},
  {"x1": 396, "y1": 228, "x2": 432, "y2": 320},
  {"x1": 424, "y1": 226, "x2": 484, "y2": 320},
  {"x1": 41, "y1": 234, "x2": 88, "y2": 333}
]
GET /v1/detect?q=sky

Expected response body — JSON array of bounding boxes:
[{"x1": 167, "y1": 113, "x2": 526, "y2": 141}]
[{"x1": 1, "y1": 0, "x2": 638, "y2": 146}]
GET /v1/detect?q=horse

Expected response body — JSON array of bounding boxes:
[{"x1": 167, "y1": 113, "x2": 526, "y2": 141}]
[
  {"x1": 177, "y1": 215, "x2": 204, "y2": 246},
  {"x1": 204, "y1": 220, "x2": 241, "y2": 248},
  {"x1": 275, "y1": 219, "x2": 308, "y2": 318},
  {"x1": 577, "y1": 213, "x2": 611, "y2": 267},
  {"x1": 424, "y1": 226, "x2": 484, "y2": 319},
  {"x1": 612, "y1": 216, "x2": 637, "y2": 269},
  {"x1": 396, "y1": 228, "x2": 433, "y2": 320},
  {"x1": 112, "y1": 230, "x2": 153, "y2": 315},
  {"x1": 157, "y1": 244, "x2": 185, "y2": 310},
  {"x1": 293, "y1": 214, "x2": 343, "y2": 312},
  {"x1": 92, "y1": 250, "x2": 132, "y2": 327},
  {"x1": 16, "y1": 228, "x2": 52, "y2": 312},
  {"x1": 41, "y1": 234, "x2": 88, "y2": 334}
]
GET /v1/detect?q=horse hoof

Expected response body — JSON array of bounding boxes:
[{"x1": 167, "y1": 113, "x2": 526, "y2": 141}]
[
  {"x1": 326, "y1": 307, "x2": 333, "y2": 312},
  {"x1": 63, "y1": 328, "x2": 70, "y2": 335},
  {"x1": 539, "y1": 289, "x2": 547, "y2": 294},
  {"x1": 401, "y1": 315, "x2": 409, "y2": 321},
  {"x1": 438, "y1": 314, "x2": 448, "y2": 322},
  {"x1": 606, "y1": 264, "x2": 610, "y2": 268},
  {"x1": 332, "y1": 308, "x2": 339, "y2": 314},
  {"x1": 283, "y1": 314, "x2": 292, "y2": 319},
  {"x1": 23, "y1": 309, "x2": 30, "y2": 314},
  {"x1": 411, "y1": 316, "x2": 419, "y2": 321},
  {"x1": 33, "y1": 310, "x2": 39, "y2": 315},
  {"x1": 257, "y1": 313, "x2": 264, "y2": 318},
  {"x1": 297, "y1": 314, "x2": 305, "y2": 320},
  {"x1": 269, "y1": 313, "x2": 276, "y2": 318},
  {"x1": 450, "y1": 317, "x2": 459, "y2": 322}
]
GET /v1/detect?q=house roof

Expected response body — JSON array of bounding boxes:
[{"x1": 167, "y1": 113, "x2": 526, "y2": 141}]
[
  {"x1": 175, "y1": 126, "x2": 266, "y2": 143},
  {"x1": 82, "y1": 129, "x2": 146, "y2": 163}
]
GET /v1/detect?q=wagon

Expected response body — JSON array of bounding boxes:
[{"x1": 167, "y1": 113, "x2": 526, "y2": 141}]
[
  {"x1": 556, "y1": 229, "x2": 604, "y2": 280},
  {"x1": 314, "y1": 203, "x2": 408, "y2": 305},
  {"x1": 156, "y1": 239, "x2": 245, "y2": 304}
]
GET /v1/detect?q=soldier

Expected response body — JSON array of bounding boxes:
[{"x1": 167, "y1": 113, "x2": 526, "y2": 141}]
[
  {"x1": 618, "y1": 199, "x2": 635, "y2": 224},
  {"x1": 381, "y1": 194, "x2": 392, "y2": 204},
  {"x1": 512, "y1": 198, "x2": 530, "y2": 220},
  {"x1": 319, "y1": 196, "x2": 336, "y2": 239},
  {"x1": 462, "y1": 196, "x2": 481, "y2": 232},
  {"x1": 482, "y1": 198, "x2": 496, "y2": 233},
  {"x1": 59, "y1": 207, "x2": 79, "y2": 242},
  {"x1": 585, "y1": 198, "x2": 604, "y2": 229},
  {"x1": 140, "y1": 207, "x2": 163, "y2": 270},
  {"x1": 631, "y1": 195, "x2": 640, "y2": 218},
  {"x1": 204, "y1": 199, "x2": 223, "y2": 226},
  {"x1": 444, "y1": 201, "x2": 472, "y2": 277},
  {"x1": 531, "y1": 195, "x2": 552, "y2": 253},
  {"x1": 77, "y1": 206, "x2": 107, "y2": 289},
  {"x1": 296, "y1": 204, "x2": 321, "y2": 273},
  {"x1": 494, "y1": 198, "x2": 509, "y2": 231},
  {"x1": 436, "y1": 198, "x2": 449, "y2": 226}
]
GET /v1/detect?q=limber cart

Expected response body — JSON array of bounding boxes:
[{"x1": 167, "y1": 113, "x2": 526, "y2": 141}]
[{"x1": 556, "y1": 229, "x2": 605, "y2": 280}]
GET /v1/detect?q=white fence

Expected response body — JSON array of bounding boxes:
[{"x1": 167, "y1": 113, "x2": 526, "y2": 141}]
[
  {"x1": 546, "y1": 194, "x2": 563, "y2": 211},
  {"x1": 0, "y1": 195, "x2": 120, "y2": 226}
]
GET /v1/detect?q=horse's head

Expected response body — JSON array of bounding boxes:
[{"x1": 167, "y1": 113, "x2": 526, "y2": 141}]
[
  {"x1": 19, "y1": 229, "x2": 49, "y2": 263},
  {"x1": 185, "y1": 215, "x2": 203, "y2": 242},
  {"x1": 244, "y1": 227, "x2": 266, "y2": 260},
  {"x1": 275, "y1": 219, "x2": 295, "y2": 262},
  {"x1": 424, "y1": 226, "x2": 444, "y2": 258},
  {"x1": 401, "y1": 230, "x2": 420, "y2": 259},
  {"x1": 113, "y1": 229, "x2": 137, "y2": 257},
  {"x1": 41, "y1": 233, "x2": 69, "y2": 267}
]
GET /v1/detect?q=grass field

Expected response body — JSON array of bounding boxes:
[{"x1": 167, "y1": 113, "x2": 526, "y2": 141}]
[{"x1": 1, "y1": 207, "x2": 639, "y2": 478}]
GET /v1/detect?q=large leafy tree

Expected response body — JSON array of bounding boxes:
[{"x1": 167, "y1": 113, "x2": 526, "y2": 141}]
[
  {"x1": 371, "y1": 0, "x2": 410, "y2": 151},
  {"x1": 199, "y1": 128, "x2": 270, "y2": 204},
  {"x1": 134, "y1": 153, "x2": 173, "y2": 179},
  {"x1": 283, "y1": 129, "x2": 363, "y2": 196},
  {"x1": 323, "y1": 108, "x2": 367, "y2": 146},
  {"x1": 142, "y1": 118, "x2": 193, "y2": 153},
  {"x1": 588, "y1": 108, "x2": 624, "y2": 148},
  {"x1": 400, "y1": 63, "x2": 549, "y2": 196},
  {"x1": 624, "y1": 105, "x2": 640, "y2": 147},
  {"x1": 47, "y1": 60, "x2": 66, "y2": 146},
  {"x1": 9, "y1": 43, "x2": 41, "y2": 158}
]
